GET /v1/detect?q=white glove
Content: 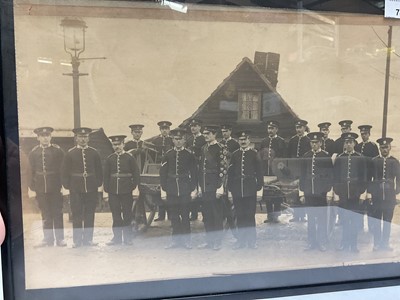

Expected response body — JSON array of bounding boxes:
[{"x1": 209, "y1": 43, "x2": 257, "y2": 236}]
[
  {"x1": 97, "y1": 185, "x2": 103, "y2": 193},
  {"x1": 132, "y1": 187, "x2": 140, "y2": 197},
  {"x1": 256, "y1": 189, "x2": 263, "y2": 201},
  {"x1": 190, "y1": 189, "x2": 198, "y2": 200},
  {"x1": 198, "y1": 186, "x2": 202, "y2": 198},
  {"x1": 228, "y1": 191, "x2": 233, "y2": 201},
  {"x1": 326, "y1": 188, "x2": 333, "y2": 202},
  {"x1": 299, "y1": 196, "x2": 305, "y2": 204},
  {"x1": 28, "y1": 188, "x2": 36, "y2": 198},
  {"x1": 216, "y1": 186, "x2": 224, "y2": 199},
  {"x1": 299, "y1": 190, "x2": 304, "y2": 197},
  {"x1": 160, "y1": 188, "x2": 167, "y2": 201},
  {"x1": 359, "y1": 190, "x2": 368, "y2": 202},
  {"x1": 103, "y1": 191, "x2": 109, "y2": 202},
  {"x1": 61, "y1": 187, "x2": 69, "y2": 196},
  {"x1": 333, "y1": 192, "x2": 340, "y2": 203}
]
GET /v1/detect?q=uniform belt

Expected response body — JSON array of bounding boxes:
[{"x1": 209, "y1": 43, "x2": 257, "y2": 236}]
[
  {"x1": 71, "y1": 172, "x2": 94, "y2": 178},
  {"x1": 35, "y1": 171, "x2": 57, "y2": 175},
  {"x1": 168, "y1": 174, "x2": 190, "y2": 178},
  {"x1": 375, "y1": 179, "x2": 394, "y2": 183},
  {"x1": 201, "y1": 170, "x2": 218, "y2": 174},
  {"x1": 111, "y1": 173, "x2": 132, "y2": 178},
  {"x1": 237, "y1": 175, "x2": 255, "y2": 179}
]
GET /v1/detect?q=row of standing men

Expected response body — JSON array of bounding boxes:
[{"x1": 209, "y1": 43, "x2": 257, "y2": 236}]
[{"x1": 28, "y1": 118, "x2": 400, "y2": 252}]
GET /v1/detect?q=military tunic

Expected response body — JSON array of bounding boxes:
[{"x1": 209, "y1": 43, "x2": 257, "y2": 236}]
[
  {"x1": 369, "y1": 156, "x2": 400, "y2": 247},
  {"x1": 160, "y1": 147, "x2": 198, "y2": 244},
  {"x1": 220, "y1": 138, "x2": 240, "y2": 156},
  {"x1": 259, "y1": 135, "x2": 287, "y2": 176},
  {"x1": 228, "y1": 148, "x2": 263, "y2": 246},
  {"x1": 355, "y1": 141, "x2": 379, "y2": 158},
  {"x1": 62, "y1": 146, "x2": 103, "y2": 245},
  {"x1": 288, "y1": 135, "x2": 311, "y2": 158},
  {"x1": 333, "y1": 151, "x2": 367, "y2": 250},
  {"x1": 199, "y1": 142, "x2": 227, "y2": 246},
  {"x1": 153, "y1": 135, "x2": 174, "y2": 163},
  {"x1": 29, "y1": 144, "x2": 65, "y2": 244},
  {"x1": 321, "y1": 138, "x2": 335, "y2": 156},
  {"x1": 300, "y1": 150, "x2": 333, "y2": 248},
  {"x1": 104, "y1": 152, "x2": 140, "y2": 243},
  {"x1": 186, "y1": 133, "x2": 206, "y2": 161}
]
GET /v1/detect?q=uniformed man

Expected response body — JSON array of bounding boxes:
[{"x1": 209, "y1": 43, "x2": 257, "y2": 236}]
[
  {"x1": 333, "y1": 120, "x2": 356, "y2": 155},
  {"x1": 333, "y1": 132, "x2": 367, "y2": 252},
  {"x1": 355, "y1": 125, "x2": 379, "y2": 158},
  {"x1": 124, "y1": 124, "x2": 156, "y2": 171},
  {"x1": 299, "y1": 132, "x2": 333, "y2": 252},
  {"x1": 228, "y1": 131, "x2": 263, "y2": 249},
  {"x1": 62, "y1": 127, "x2": 103, "y2": 248},
  {"x1": 355, "y1": 125, "x2": 379, "y2": 232},
  {"x1": 368, "y1": 137, "x2": 400, "y2": 251},
  {"x1": 152, "y1": 121, "x2": 174, "y2": 222},
  {"x1": 28, "y1": 127, "x2": 66, "y2": 247},
  {"x1": 186, "y1": 119, "x2": 206, "y2": 221},
  {"x1": 198, "y1": 125, "x2": 227, "y2": 250},
  {"x1": 159, "y1": 128, "x2": 198, "y2": 249},
  {"x1": 288, "y1": 119, "x2": 311, "y2": 158},
  {"x1": 153, "y1": 121, "x2": 174, "y2": 163},
  {"x1": 288, "y1": 119, "x2": 311, "y2": 222},
  {"x1": 219, "y1": 124, "x2": 240, "y2": 236},
  {"x1": 318, "y1": 122, "x2": 335, "y2": 156},
  {"x1": 104, "y1": 135, "x2": 140, "y2": 245},
  {"x1": 220, "y1": 124, "x2": 240, "y2": 154},
  {"x1": 124, "y1": 124, "x2": 155, "y2": 227},
  {"x1": 259, "y1": 120, "x2": 287, "y2": 223}
]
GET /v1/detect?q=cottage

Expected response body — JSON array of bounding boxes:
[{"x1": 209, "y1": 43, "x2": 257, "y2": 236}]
[{"x1": 179, "y1": 52, "x2": 300, "y2": 144}]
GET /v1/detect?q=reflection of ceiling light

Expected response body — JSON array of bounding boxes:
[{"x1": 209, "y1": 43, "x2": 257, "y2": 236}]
[
  {"x1": 37, "y1": 58, "x2": 52, "y2": 64},
  {"x1": 60, "y1": 62, "x2": 72, "y2": 66}
]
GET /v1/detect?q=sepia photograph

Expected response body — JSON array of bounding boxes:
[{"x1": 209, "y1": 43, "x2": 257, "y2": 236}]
[{"x1": 9, "y1": 0, "x2": 400, "y2": 297}]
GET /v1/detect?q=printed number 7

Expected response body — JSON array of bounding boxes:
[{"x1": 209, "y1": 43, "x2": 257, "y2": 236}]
[{"x1": 397, "y1": 9, "x2": 400, "y2": 16}]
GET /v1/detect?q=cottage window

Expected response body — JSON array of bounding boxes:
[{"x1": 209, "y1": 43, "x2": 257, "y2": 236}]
[{"x1": 238, "y1": 92, "x2": 261, "y2": 121}]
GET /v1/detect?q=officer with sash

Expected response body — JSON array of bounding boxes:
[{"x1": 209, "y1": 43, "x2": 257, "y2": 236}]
[
  {"x1": 29, "y1": 127, "x2": 66, "y2": 247},
  {"x1": 104, "y1": 135, "x2": 140, "y2": 245},
  {"x1": 62, "y1": 127, "x2": 103, "y2": 248}
]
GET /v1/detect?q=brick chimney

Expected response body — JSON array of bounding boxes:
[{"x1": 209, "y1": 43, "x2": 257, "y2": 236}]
[{"x1": 254, "y1": 51, "x2": 280, "y2": 88}]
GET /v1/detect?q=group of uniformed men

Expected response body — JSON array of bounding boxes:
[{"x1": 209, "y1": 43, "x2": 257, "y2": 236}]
[{"x1": 28, "y1": 118, "x2": 400, "y2": 252}]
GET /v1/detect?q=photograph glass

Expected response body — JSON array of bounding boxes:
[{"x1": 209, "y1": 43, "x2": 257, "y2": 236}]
[{"x1": 8, "y1": 0, "x2": 400, "y2": 297}]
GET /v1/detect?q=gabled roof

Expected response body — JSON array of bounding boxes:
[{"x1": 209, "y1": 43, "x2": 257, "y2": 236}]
[{"x1": 180, "y1": 56, "x2": 298, "y2": 127}]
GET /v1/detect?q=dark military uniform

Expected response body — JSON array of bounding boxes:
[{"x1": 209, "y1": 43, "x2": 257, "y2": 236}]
[
  {"x1": 300, "y1": 140, "x2": 333, "y2": 250},
  {"x1": 187, "y1": 133, "x2": 206, "y2": 161},
  {"x1": 220, "y1": 138, "x2": 240, "y2": 156},
  {"x1": 258, "y1": 135, "x2": 286, "y2": 222},
  {"x1": 124, "y1": 140, "x2": 146, "y2": 171},
  {"x1": 288, "y1": 135, "x2": 311, "y2": 158},
  {"x1": 160, "y1": 147, "x2": 197, "y2": 246},
  {"x1": 355, "y1": 141, "x2": 379, "y2": 158},
  {"x1": 369, "y1": 153, "x2": 400, "y2": 249},
  {"x1": 153, "y1": 135, "x2": 174, "y2": 164},
  {"x1": 259, "y1": 135, "x2": 287, "y2": 176},
  {"x1": 187, "y1": 133, "x2": 206, "y2": 220},
  {"x1": 104, "y1": 151, "x2": 140, "y2": 244},
  {"x1": 199, "y1": 141, "x2": 227, "y2": 248},
  {"x1": 333, "y1": 150, "x2": 367, "y2": 251},
  {"x1": 321, "y1": 138, "x2": 335, "y2": 156},
  {"x1": 288, "y1": 134, "x2": 311, "y2": 221},
  {"x1": 228, "y1": 147, "x2": 263, "y2": 247},
  {"x1": 334, "y1": 136, "x2": 359, "y2": 155},
  {"x1": 29, "y1": 143, "x2": 65, "y2": 245},
  {"x1": 62, "y1": 145, "x2": 103, "y2": 246}
]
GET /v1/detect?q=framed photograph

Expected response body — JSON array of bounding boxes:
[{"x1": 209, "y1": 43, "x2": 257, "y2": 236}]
[{"x1": 2, "y1": 0, "x2": 400, "y2": 299}]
